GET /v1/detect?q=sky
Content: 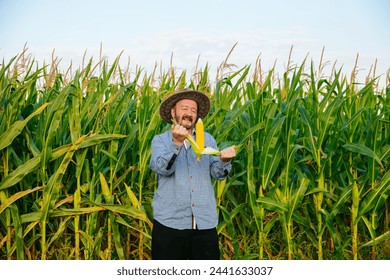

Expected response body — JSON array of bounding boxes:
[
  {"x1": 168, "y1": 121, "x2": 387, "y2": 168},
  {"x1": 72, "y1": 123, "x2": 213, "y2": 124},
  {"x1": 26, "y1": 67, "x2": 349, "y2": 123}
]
[{"x1": 1, "y1": 0, "x2": 389, "y2": 87}]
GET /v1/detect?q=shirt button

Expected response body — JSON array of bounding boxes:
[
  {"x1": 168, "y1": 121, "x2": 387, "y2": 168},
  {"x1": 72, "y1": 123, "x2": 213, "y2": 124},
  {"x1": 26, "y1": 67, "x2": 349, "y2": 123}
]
[
  {"x1": 192, "y1": 203, "x2": 195, "y2": 207},
  {"x1": 189, "y1": 176, "x2": 192, "y2": 179}
]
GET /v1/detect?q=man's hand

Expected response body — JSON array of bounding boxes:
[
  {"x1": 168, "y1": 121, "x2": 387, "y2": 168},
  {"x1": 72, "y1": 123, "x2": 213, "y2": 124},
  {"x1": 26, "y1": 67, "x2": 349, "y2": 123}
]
[
  {"x1": 171, "y1": 124, "x2": 188, "y2": 145},
  {"x1": 220, "y1": 146, "x2": 236, "y2": 162}
]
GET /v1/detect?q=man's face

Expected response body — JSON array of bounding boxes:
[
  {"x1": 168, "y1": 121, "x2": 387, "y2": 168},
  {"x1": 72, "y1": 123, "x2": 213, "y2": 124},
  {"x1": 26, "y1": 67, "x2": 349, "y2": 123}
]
[{"x1": 171, "y1": 99, "x2": 198, "y2": 130}]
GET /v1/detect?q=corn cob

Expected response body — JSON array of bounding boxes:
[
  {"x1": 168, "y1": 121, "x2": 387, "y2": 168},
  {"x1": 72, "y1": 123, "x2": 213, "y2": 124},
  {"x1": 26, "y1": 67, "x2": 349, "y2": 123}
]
[
  {"x1": 195, "y1": 118, "x2": 204, "y2": 161},
  {"x1": 171, "y1": 118, "x2": 237, "y2": 161}
]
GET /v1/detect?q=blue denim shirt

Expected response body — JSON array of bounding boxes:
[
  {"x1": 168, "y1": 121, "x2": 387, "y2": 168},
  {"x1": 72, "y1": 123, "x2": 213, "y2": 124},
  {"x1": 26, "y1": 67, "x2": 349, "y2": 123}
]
[{"x1": 150, "y1": 130, "x2": 232, "y2": 230}]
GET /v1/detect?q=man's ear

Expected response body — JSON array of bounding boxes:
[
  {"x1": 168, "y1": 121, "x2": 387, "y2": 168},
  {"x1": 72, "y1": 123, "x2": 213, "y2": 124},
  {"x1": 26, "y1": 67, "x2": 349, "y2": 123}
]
[{"x1": 171, "y1": 108, "x2": 175, "y2": 119}]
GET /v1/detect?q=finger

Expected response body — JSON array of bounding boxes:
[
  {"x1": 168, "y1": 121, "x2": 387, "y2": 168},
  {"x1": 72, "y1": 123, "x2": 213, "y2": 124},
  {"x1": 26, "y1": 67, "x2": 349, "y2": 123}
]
[{"x1": 171, "y1": 124, "x2": 179, "y2": 131}]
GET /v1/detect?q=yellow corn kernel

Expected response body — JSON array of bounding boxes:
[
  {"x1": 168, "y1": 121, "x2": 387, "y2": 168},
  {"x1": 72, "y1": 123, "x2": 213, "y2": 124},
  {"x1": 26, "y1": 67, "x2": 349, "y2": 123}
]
[{"x1": 196, "y1": 118, "x2": 204, "y2": 152}]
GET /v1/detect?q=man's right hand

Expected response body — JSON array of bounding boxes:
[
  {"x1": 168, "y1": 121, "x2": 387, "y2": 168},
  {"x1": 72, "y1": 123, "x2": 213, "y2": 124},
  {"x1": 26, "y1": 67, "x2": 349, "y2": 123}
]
[{"x1": 171, "y1": 124, "x2": 188, "y2": 145}]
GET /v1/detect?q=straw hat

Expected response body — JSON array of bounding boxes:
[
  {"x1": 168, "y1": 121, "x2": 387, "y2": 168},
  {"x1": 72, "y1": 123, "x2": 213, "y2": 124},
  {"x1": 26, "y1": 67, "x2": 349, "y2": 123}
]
[{"x1": 159, "y1": 88, "x2": 210, "y2": 124}]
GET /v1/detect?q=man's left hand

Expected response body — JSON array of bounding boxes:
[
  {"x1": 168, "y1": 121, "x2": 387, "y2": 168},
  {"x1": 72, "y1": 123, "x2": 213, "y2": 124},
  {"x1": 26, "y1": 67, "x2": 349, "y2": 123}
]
[{"x1": 220, "y1": 147, "x2": 236, "y2": 162}]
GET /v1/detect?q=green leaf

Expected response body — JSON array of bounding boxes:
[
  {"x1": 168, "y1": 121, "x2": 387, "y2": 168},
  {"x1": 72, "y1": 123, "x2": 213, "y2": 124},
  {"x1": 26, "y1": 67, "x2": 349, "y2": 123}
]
[
  {"x1": 287, "y1": 177, "x2": 309, "y2": 223},
  {"x1": 343, "y1": 143, "x2": 382, "y2": 166},
  {"x1": 0, "y1": 102, "x2": 50, "y2": 151},
  {"x1": 357, "y1": 169, "x2": 390, "y2": 218},
  {"x1": 0, "y1": 186, "x2": 44, "y2": 214},
  {"x1": 257, "y1": 197, "x2": 288, "y2": 212}
]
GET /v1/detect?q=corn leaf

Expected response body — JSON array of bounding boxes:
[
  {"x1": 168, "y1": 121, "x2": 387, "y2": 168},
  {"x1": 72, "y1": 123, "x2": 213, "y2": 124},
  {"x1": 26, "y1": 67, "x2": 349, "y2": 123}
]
[
  {"x1": 0, "y1": 102, "x2": 50, "y2": 151},
  {"x1": 343, "y1": 143, "x2": 382, "y2": 167}
]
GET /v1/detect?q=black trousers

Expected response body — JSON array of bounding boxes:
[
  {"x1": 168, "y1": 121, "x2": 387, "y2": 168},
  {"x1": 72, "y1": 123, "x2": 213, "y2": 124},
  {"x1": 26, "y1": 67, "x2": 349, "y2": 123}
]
[{"x1": 152, "y1": 220, "x2": 220, "y2": 260}]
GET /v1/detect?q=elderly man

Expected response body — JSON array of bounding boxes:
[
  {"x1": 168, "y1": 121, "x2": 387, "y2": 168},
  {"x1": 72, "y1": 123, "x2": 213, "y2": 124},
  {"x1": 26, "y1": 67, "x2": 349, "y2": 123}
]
[{"x1": 150, "y1": 88, "x2": 236, "y2": 260}]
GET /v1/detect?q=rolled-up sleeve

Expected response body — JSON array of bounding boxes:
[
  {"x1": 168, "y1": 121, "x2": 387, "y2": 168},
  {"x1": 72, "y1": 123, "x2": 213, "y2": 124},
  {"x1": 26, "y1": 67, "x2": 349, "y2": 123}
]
[
  {"x1": 206, "y1": 134, "x2": 232, "y2": 180},
  {"x1": 210, "y1": 157, "x2": 232, "y2": 180},
  {"x1": 150, "y1": 132, "x2": 181, "y2": 176}
]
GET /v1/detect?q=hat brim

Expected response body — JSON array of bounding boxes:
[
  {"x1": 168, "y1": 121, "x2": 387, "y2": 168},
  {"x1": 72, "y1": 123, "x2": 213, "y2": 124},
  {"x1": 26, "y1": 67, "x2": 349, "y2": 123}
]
[{"x1": 159, "y1": 89, "x2": 210, "y2": 124}]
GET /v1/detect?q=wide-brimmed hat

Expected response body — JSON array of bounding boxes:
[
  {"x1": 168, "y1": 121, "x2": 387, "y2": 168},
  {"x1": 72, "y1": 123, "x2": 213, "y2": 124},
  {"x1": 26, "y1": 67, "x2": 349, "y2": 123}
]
[{"x1": 159, "y1": 88, "x2": 210, "y2": 124}]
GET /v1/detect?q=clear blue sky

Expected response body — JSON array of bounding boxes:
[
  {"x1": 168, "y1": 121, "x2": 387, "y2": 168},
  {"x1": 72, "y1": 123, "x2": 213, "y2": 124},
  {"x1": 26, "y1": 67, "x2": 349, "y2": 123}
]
[{"x1": 1, "y1": 0, "x2": 389, "y2": 86}]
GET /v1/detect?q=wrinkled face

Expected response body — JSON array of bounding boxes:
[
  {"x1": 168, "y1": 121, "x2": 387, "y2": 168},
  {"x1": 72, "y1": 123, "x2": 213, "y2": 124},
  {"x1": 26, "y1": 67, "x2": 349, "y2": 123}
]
[{"x1": 171, "y1": 99, "x2": 198, "y2": 130}]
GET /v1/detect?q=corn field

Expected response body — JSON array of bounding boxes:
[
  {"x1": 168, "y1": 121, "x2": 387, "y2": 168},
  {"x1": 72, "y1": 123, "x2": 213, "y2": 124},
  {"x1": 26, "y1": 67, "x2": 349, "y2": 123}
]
[{"x1": 1, "y1": 50, "x2": 389, "y2": 260}]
